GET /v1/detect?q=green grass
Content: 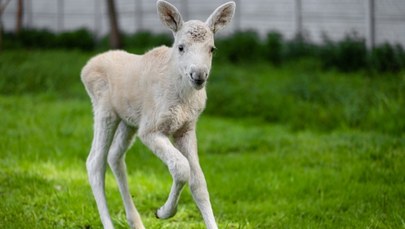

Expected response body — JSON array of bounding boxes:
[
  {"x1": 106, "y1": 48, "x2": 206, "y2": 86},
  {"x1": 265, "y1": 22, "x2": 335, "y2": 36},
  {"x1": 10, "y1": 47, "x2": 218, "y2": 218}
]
[{"x1": 0, "y1": 96, "x2": 404, "y2": 228}]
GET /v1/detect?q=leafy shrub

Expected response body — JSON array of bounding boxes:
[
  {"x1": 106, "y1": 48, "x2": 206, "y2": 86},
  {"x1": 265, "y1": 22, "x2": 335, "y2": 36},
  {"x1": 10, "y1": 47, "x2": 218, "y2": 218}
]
[
  {"x1": 56, "y1": 28, "x2": 95, "y2": 51},
  {"x1": 124, "y1": 31, "x2": 172, "y2": 52},
  {"x1": 338, "y1": 35, "x2": 367, "y2": 72},
  {"x1": 6, "y1": 29, "x2": 57, "y2": 49},
  {"x1": 319, "y1": 34, "x2": 368, "y2": 72},
  {"x1": 284, "y1": 33, "x2": 317, "y2": 60},
  {"x1": 264, "y1": 31, "x2": 284, "y2": 65},
  {"x1": 370, "y1": 43, "x2": 405, "y2": 73},
  {"x1": 318, "y1": 38, "x2": 338, "y2": 70},
  {"x1": 3, "y1": 28, "x2": 405, "y2": 72},
  {"x1": 3, "y1": 28, "x2": 95, "y2": 51},
  {"x1": 215, "y1": 30, "x2": 264, "y2": 63}
]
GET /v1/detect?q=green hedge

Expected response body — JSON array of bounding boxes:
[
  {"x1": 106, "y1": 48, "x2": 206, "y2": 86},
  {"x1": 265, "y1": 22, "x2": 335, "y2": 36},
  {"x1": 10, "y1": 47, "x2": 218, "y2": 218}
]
[
  {"x1": 4, "y1": 28, "x2": 94, "y2": 51},
  {"x1": 215, "y1": 31, "x2": 405, "y2": 73},
  {"x1": 3, "y1": 28, "x2": 405, "y2": 73}
]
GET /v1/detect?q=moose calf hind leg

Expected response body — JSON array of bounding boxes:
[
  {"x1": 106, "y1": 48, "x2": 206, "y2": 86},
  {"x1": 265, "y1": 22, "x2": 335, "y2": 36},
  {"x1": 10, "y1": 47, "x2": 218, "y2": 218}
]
[
  {"x1": 86, "y1": 114, "x2": 119, "y2": 229},
  {"x1": 107, "y1": 121, "x2": 145, "y2": 229}
]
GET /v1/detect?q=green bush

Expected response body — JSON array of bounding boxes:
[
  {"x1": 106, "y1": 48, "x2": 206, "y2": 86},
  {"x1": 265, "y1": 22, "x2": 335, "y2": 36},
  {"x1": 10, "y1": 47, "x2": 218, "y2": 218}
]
[
  {"x1": 215, "y1": 30, "x2": 264, "y2": 63},
  {"x1": 319, "y1": 34, "x2": 368, "y2": 72},
  {"x1": 370, "y1": 43, "x2": 405, "y2": 73},
  {"x1": 284, "y1": 33, "x2": 317, "y2": 60},
  {"x1": 3, "y1": 28, "x2": 405, "y2": 73},
  {"x1": 264, "y1": 32, "x2": 284, "y2": 65},
  {"x1": 124, "y1": 31, "x2": 172, "y2": 52},
  {"x1": 337, "y1": 35, "x2": 368, "y2": 72},
  {"x1": 56, "y1": 28, "x2": 94, "y2": 51},
  {"x1": 3, "y1": 28, "x2": 95, "y2": 51},
  {"x1": 318, "y1": 38, "x2": 337, "y2": 70},
  {"x1": 5, "y1": 29, "x2": 57, "y2": 49}
]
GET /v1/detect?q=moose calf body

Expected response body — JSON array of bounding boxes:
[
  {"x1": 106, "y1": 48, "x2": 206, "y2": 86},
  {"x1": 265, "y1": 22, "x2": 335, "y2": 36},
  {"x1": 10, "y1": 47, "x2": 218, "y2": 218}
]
[{"x1": 81, "y1": 1, "x2": 235, "y2": 229}]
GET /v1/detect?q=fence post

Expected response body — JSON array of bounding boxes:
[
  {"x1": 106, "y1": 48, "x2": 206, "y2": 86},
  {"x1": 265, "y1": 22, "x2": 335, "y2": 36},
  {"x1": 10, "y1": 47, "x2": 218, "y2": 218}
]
[
  {"x1": 15, "y1": 0, "x2": 23, "y2": 34},
  {"x1": 366, "y1": 0, "x2": 376, "y2": 48},
  {"x1": 57, "y1": 0, "x2": 63, "y2": 32},
  {"x1": 26, "y1": 0, "x2": 32, "y2": 28},
  {"x1": 94, "y1": 0, "x2": 101, "y2": 38},
  {"x1": 295, "y1": 0, "x2": 303, "y2": 37},
  {"x1": 135, "y1": 0, "x2": 143, "y2": 31},
  {"x1": 234, "y1": 0, "x2": 241, "y2": 31}
]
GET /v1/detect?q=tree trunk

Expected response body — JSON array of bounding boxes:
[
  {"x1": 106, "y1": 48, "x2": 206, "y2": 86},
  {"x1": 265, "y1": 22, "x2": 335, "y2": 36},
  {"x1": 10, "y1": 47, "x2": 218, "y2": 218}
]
[
  {"x1": 106, "y1": 0, "x2": 122, "y2": 49},
  {"x1": 15, "y1": 0, "x2": 23, "y2": 34},
  {"x1": 0, "y1": 0, "x2": 13, "y2": 52}
]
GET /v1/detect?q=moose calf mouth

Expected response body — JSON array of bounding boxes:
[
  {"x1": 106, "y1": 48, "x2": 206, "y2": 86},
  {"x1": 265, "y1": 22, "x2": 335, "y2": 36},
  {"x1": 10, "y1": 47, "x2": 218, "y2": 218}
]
[{"x1": 191, "y1": 79, "x2": 206, "y2": 89}]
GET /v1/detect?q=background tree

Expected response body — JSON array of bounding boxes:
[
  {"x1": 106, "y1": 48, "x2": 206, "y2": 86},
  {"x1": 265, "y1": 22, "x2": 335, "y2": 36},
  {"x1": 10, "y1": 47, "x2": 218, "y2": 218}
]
[
  {"x1": 106, "y1": 0, "x2": 122, "y2": 49},
  {"x1": 15, "y1": 0, "x2": 23, "y2": 34},
  {"x1": 0, "y1": 0, "x2": 12, "y2": 52}
]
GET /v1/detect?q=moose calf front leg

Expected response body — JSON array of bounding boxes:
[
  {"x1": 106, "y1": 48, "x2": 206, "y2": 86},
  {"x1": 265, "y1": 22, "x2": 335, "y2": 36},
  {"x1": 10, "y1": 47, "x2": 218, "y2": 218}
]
[
  {"x1": 139, "y1": 131, "x2": 190, "y2": 219},
  {"x1": 175, "y1": 130, "x2": 218, "y2": 229}
]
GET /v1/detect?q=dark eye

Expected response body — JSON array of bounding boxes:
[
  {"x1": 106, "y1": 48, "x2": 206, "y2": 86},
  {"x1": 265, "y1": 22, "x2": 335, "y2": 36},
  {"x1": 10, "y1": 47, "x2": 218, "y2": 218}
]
[
  {"x1": 178, "y1": 45, "x2": 185, "y2": 53},
  {"x1": 210, "y1": 47, "x2": 216, "y2": 53}
]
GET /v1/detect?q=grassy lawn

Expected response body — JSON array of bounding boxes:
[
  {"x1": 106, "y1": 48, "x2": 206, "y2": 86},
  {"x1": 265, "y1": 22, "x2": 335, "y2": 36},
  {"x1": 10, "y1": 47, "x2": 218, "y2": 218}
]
[
  {"x1": 0, "y1": 50, "x2": 404, "y2": 228},
  {"x1": 0, "y1": 96, "x2": 404, "y2": 228}
]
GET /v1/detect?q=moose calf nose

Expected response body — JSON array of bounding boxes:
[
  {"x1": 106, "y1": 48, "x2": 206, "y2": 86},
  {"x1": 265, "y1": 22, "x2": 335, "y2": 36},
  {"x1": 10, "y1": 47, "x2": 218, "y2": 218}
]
[{"x1": 190, "y1": 70, "x2": 208, "y2": 85}]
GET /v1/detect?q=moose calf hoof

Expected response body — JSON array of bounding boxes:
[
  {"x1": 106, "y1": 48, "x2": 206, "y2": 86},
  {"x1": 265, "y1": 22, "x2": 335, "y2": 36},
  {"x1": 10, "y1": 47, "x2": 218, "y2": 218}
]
[{"x1": 155, "y1": 206, "x2": 177, "y2": 219}]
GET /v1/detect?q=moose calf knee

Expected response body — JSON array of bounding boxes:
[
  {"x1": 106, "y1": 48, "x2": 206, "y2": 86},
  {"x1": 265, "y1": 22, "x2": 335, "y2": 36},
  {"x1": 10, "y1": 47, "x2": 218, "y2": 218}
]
[
  {"x1": 169, "y1": 155, "x2": 190, "y2": 184},
  {"x1": 107, "y1": 153, "x2": 122, "y2": 171},
  {"x1": 86, "y1": 153, "x2": 106, "y2": 186},
  {"x1": 86, "y1": 153, "x2": 98, "y2": 175}
]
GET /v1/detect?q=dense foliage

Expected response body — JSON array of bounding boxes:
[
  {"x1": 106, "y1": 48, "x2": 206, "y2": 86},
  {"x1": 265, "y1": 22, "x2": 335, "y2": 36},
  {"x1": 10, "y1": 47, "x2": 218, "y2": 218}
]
[
  {"x1": 3, "y1": 28, "x2": 405, "y2": 73},
  {"x1": 0, "y1": 51, "x2": 403, "y2": 135},
  {"x1": 4, "y1": 28, "x2": 95, "y2": 51}
]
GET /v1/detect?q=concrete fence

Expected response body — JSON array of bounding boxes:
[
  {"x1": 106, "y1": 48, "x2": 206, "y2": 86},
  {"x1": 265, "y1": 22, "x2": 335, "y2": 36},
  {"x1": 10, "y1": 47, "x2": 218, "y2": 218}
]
[{"x1": 3, "y1": 0, "x2": 405, "y2": 47}]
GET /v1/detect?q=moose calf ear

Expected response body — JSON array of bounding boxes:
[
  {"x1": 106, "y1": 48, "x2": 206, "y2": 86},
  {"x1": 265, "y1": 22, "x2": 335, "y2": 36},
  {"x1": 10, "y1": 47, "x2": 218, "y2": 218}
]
[
  {"x1": 206, "y1": 1, "x2": 236, "y2": 34},
  {"x1": 157, "y1": 0, "x2": 184, "y2": 32}
]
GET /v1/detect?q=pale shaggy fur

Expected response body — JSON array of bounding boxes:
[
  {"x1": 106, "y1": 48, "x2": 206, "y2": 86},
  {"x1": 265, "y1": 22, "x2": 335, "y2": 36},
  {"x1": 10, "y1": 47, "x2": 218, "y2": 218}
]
[{"x1": 81, "y1": 1, "x2": 235, "y2": 229}]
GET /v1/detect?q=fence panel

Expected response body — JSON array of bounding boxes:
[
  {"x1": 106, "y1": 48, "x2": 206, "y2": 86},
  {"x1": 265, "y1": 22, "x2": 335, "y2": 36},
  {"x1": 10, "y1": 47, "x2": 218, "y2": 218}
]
[{"x1": 2, "y1": 0, "x2": 405, "y2": 46}]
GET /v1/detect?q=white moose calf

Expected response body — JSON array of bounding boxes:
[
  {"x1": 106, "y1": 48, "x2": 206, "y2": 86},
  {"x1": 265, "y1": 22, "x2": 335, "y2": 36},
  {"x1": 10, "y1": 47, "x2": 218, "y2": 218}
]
[{"x1": 81, "y1": 1, "x2": 235, "y2": 228}]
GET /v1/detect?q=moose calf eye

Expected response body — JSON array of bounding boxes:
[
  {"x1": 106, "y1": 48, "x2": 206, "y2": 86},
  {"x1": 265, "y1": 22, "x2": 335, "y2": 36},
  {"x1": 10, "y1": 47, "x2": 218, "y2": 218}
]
[{"x1": 178, "y1": 45, "x2": 185, "y2": 53}]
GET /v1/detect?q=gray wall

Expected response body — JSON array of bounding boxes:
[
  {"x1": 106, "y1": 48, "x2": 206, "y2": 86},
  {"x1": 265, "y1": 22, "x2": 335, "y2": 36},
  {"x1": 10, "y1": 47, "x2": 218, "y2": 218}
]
[{"x1": 3, "y1": 0, "x2": 405, "y2": 47}]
